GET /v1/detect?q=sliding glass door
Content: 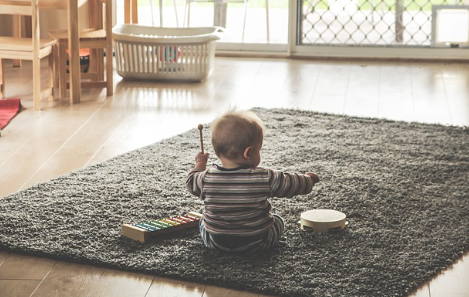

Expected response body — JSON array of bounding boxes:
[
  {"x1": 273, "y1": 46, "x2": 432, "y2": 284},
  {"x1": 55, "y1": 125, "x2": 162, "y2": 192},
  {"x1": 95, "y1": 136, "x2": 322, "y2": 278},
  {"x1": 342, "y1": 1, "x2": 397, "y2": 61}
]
[
  {"x1": 113, "y1": 0, "x2": 469, "y2": 59},
  {"x1": 290, "y1": 0, "x2": 469, "y2": 59}
]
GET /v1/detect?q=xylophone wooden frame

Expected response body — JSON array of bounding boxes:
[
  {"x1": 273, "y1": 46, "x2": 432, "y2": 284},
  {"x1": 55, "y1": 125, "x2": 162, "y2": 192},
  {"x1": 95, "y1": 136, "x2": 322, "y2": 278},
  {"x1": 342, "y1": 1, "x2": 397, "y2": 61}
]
[{"x1": 121, "y1": 212, "x2": 202, "y2": 243}]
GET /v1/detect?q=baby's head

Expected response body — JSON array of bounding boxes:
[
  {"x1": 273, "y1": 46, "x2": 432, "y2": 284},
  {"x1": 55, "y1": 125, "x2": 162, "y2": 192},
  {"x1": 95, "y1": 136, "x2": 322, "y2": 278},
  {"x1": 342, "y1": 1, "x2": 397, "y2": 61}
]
[{"x1": 211, "y1": 110, "x2": 265, "y2": 167}]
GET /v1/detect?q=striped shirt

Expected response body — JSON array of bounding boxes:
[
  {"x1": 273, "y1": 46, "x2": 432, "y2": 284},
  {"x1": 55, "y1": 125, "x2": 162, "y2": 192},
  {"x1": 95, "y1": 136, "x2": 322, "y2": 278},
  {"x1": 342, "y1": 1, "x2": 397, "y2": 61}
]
[{"x1": 186, "y1": 165, "x2": 315, "y2": 237}]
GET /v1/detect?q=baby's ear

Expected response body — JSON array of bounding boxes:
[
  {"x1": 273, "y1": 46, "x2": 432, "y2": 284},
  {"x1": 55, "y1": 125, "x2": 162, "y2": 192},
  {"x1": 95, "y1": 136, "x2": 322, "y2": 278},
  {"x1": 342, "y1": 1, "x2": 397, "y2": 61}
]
[{"x1": 243, "y1": 146, "x2": 252, "y2": 160}]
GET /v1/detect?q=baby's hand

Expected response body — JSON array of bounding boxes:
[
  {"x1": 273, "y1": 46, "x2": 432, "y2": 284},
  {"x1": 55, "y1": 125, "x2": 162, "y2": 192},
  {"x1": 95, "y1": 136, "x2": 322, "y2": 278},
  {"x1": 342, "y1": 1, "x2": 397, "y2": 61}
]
[
  {"x1": 306, "y1": 172, "x2": 320, "y2": 184},
  {"x1": 195, "y1": 152, "x2": 209, "y2": 170}
]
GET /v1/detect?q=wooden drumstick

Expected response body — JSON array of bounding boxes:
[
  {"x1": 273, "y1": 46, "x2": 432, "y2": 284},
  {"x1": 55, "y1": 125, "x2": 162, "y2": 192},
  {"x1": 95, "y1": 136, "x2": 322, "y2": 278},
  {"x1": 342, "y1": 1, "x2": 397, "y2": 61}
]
[{"x1": 198, "y1": 124, "x2": 204, "y2": 154}]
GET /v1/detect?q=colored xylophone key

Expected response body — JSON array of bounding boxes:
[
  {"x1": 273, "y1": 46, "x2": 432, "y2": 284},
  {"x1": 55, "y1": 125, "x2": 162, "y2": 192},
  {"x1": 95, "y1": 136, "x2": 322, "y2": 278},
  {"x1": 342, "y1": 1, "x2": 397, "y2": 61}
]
[{"x1": 121, "y1": 212, "x2": 202, "y2": 243}]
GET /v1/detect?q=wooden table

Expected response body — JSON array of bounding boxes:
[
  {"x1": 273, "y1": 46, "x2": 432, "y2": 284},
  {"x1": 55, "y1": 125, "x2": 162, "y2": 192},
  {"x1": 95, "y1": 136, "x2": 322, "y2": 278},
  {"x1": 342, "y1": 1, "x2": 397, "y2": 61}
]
[{"x1": 9, "y1": 0, "x2": 89, "y2": 104}]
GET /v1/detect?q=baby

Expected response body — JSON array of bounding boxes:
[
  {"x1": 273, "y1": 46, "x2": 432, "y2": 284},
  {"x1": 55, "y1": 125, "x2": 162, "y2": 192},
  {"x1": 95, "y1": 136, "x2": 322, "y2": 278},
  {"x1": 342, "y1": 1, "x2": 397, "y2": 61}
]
[{"x1": 186, "y1": 110, "x2": 320, "y2": 253}]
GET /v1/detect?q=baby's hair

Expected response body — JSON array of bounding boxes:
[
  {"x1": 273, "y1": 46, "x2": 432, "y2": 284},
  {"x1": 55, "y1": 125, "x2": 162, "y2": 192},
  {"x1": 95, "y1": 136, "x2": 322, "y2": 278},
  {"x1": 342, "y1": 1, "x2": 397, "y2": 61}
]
[{"x1": 211, "y1": 109, "x2": 265, "y2": 160}]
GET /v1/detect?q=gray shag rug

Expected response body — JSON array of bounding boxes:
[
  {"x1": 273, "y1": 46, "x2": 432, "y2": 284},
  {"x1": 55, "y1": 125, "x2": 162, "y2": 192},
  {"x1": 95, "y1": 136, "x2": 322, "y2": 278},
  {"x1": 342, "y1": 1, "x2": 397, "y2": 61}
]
[{"x1": 1, "y1": 108, "x2": 469, "y2": 297}]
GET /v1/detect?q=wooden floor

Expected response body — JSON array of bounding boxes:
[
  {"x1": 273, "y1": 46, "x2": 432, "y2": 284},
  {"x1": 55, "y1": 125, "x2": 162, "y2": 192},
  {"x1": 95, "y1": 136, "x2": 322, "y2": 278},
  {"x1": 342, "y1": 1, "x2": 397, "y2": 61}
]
[{"x1": 0, "y1": 57, "x2": 468, "y2": 297}]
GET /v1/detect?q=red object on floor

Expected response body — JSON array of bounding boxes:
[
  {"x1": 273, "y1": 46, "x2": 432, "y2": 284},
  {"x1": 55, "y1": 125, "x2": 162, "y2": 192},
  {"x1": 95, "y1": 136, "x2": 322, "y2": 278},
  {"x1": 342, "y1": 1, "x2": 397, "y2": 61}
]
[{"x1": 0, "y1": 98, "x2": 21, "y2": 130}]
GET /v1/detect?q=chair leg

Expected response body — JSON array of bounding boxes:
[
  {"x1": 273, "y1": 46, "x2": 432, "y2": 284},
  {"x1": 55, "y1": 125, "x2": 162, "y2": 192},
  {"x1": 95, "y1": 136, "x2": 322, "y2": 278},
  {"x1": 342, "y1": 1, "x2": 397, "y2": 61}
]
[
  {"x1": 12, "y1": 15, "x2": 22, "y2": 68},
  {"x1": 48, "y1": 51, "x2": 54, "y2": 101},
  {"x1": 98, "y1": 49, "x2": 105, "y2": 81},
  {"x1": 132, "y1": 0, "x2": 138, "y2": 23},
  {"x1": 59, "y1": 41, "x2": 67, "y2": 98},
  {"x1": 0, "y1": 59, "x2": 4, "y2": 98},
  {"x1": 53, "y1": 43, "x2": 59, "y2": 94},
  {"x1": 89, "y1": 48, "x2": 103, "y2": 81},
  {"x1": 105, "y1": 47, "x2": 113, "y2": 95},
  {"x1": 124, "y1": 0, "x2": 130, "y2": 23},
  {"x1": 32, "y1": 55, "x2": 41, "y2": 110}
]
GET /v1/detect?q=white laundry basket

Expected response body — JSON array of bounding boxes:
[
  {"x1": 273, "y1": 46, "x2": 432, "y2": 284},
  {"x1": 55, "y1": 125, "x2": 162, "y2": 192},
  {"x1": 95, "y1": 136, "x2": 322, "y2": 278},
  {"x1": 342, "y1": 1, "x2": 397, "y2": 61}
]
[{"x1": 112, "y1": 25, "x2": 224, "y2": 81}]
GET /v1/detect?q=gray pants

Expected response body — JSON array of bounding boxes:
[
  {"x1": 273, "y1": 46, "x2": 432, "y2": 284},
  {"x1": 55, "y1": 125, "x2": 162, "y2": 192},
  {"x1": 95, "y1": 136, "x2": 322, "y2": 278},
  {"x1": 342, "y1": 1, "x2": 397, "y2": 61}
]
[{"x1": 199, "y1": 214, "x2": 285, "y2": 253}]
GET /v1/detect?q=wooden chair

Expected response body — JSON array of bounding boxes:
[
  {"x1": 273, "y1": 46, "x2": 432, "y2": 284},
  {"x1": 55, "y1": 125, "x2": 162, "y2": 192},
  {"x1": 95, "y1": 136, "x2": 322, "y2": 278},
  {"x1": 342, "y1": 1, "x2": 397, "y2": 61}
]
[
  {"x1": 48, "y1": 0, "x2": 113, "y2": 98},
  {"x1": 0, "y1": 0, "x2": 56, "y2": 110}
]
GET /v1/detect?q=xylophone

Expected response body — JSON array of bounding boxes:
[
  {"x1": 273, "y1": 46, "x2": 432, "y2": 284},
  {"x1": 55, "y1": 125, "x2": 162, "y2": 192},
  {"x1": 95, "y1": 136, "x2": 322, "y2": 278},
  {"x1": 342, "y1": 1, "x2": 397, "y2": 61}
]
[{"x1": 121, "y1": 212, "x2": 202, "y2": 243}]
